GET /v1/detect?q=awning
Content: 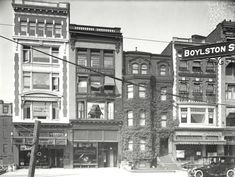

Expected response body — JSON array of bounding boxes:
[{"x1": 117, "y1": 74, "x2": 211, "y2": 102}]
[
  {"x1": 13, "y1": 137, "x2": 67, "y2": 146},
  {"x1": 104, "y1": 76, "x2": 115, "y2": 86},
  {"x1": 91, "y1": 82, "x2": 101, "y2": 88},
  {"x1": 174, "y1": 141, "x2": 226, "y2": 145}
]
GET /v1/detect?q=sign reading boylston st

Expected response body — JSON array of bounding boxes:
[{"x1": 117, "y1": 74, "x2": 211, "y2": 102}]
[{"x1": 182, "y1": 40, "x2": 235, "y2": 60}]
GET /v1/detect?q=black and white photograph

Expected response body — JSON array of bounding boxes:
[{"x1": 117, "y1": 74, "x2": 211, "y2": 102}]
[{"x1": 0, "y1": 0, "x2": 235, "y2": 177}]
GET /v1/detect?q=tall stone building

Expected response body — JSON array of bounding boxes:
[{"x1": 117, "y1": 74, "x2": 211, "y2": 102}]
[
  {"x1": 121, "y1": 51, "x2": 174, "y2": 168},
  {"x1": 12, "y1": 0, "x2": 71, "y2": 168},
  {"x1": 68, "y1": 24, "x2": 123, "y2": 168}
]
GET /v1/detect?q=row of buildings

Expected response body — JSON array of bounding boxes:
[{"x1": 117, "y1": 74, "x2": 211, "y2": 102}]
[{"x1": 1, "y1": 0, "x2": 234, "y2": 169}]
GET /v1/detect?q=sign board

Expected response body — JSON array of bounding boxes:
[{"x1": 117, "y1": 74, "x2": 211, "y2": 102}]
[
  {"x1": 182, "y1": 40, "x2": 235, "y2": 60},
  {"x1": 176, "y1": 150, "x2": 185, "y2": 158}
]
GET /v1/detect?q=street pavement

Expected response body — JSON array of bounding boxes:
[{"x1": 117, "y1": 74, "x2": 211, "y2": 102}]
[{"x1": 2, "y1": 168, "x2": 188, "y2": 177}]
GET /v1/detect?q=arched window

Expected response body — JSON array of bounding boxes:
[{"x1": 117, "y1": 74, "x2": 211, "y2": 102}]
[
  {"x1": 160, "y1": 65, "x2": 167, "y2": 76},
  {"x1": 132, "y1": 63, "x2": 139, "y2": 74},
  {"x1": 141, "y1": 64, "x2": 148, "y2": 74}
]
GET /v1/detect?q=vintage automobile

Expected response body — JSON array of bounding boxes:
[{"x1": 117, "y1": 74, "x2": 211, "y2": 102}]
[{"x1": 188, "y1": 156, "x2": 235, "y2": 177}]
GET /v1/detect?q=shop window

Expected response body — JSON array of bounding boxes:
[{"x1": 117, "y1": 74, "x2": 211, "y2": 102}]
[
  {"x1": 20, "y1": 21, "x2": 27, "y2": 35},
  {"x1": 161, "y1": 114, "x2": 167, "y2": 127},
  {"x1": 127, "y1": 84, "x2": 134, "y2": 99},
  {"x1": 52, "y1": 74, "x2": 59, "y2": 91},
  {"x1": 190, "y1": 108, "x2": 206, "y2": 123},
  {"x1": 32, "y1": 73, "x2": 50, "y2": 90},
  {"x1": 37, "y1": 22, "x2": 44, "y2": 37},
  {"x1": 52, "y1": 102, "x2": 59, "y2": 120},
  {"x1": 23, "y1": 46, "x2": 31, "y2": 63},
  {"x1": 77, "y1": 101, "x2": 85, "y2": 119},
  {"x1": 140, "y1": 139, "x2": 146, "y2": 151},
  {"x1": 226, "y1": 63, "x2": 235, "y2": 76},
  {"x1": 132, "y1": 63, "x2": 139, "y2": 74},
  {"x1": 54, "y1": 24, "x2": 62, "y2": 38},
  {"x1": 77, "y1": 49, "x2": 87, "y2": 66},
  {"x1": 32, "y1": 102, "x2": 50, "y2": 119},
  {"x1": 73, "y1": 143, "x2": 98, "y2": 166},
  {"x1": 226, "y1": 85, "x2": 235, "y2": 99},
  {"x1": 141, "y1": 64, "x2": 147, "y2": 74},
  {"x1": 3, "y1": 144, "x2": 8, "y2": 154},
  {"x1": 45, "y1": 23, "x2": 53, "y2": 37},
  {"x1": 139, "y1": 111, "x2": 146, "y2": 126},
  {"x1": 181, "y1": 108, "x2": 187, "y2": 123},
  {"x1": 23, "y1": 102, "x2": 31, "y2": 119},
  {"x1": 208, "y1": 108, "x2": 214, "y2": 124},
  {"x1": 128, "y1": 140, "x2": 133, "y2": 151},
  {"x1": 91, "y1": 50, "x2": 100, "y2": 67},
  {"x1": 127, "y1": 111, "x2": 133, "y2": 126},
  {"x1": 52, "y1": 48, "x2": 59, "y2": 64},
  {"x1": 160, "y1": 87, "x2": 167, "y2": 101},
  {"x1": 3, "y1": 105, "x2": 8, "y2": 114},
  {"x1": 139, "y1": 84, "x2": 146, "y2": 98},
  {"x1": 192, "y1": 61, "x2": 202, "y2": 73},
  {"x1": 29, "y1": 22, "x2": 36, "y2": 36},
  {"x1": 107, "y1": 102, "x2": 114, "y2": 120},
  {"x1": 23, "y1": 72, "x2": 30, "y2": 90},
  {"x1": 160, "y1": 65, "x2": 167, "y2": 76},
  {"x1": 32, "y1": 47, "x2": 50, "y2": 63},
  {"x1": 104, "y1": 50, "x2": 114, "y2": 68}
]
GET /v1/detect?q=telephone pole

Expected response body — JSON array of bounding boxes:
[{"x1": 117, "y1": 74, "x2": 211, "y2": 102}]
[{"x1": 28, "y1": 120, "x2": 41, "y2": 177}]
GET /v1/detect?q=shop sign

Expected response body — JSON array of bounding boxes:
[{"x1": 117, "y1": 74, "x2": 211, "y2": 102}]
[
  {"x1": 20, "y1": 145, "x2": 32, "y2": 151},
  {"x1": 182, "y1": 40, "x2": 235, "y2": 60},
  {"x1": 176, "y1": 150, "x2": 185, "y2": 158}
]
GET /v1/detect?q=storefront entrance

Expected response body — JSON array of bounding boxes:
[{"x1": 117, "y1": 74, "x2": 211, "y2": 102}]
[{"x1": 98, "y1": 142, "x2": 117, "y2": 167}]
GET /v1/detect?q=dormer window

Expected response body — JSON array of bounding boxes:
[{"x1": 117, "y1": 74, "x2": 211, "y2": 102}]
[{"x1": 132, "y1": 63, "x2": 139, "y2": 74}]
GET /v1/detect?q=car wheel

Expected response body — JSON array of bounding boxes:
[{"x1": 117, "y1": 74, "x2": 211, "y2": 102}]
[
  {"x1": 227, "y1": 169, "x2": 235, "y2": 177},
  {"x1": 195, "y1": 170, "x2": 203, "y2": 177}
]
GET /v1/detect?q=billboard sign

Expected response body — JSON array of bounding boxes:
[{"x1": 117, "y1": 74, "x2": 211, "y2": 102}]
[{"x1": 182, "y1": 40, "x2": 235, "y2": 60}]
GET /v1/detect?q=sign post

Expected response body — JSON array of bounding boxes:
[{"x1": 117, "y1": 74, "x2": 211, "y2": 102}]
[{"x1": 28, "y1": 120, "x2": 41, "y2": 177}]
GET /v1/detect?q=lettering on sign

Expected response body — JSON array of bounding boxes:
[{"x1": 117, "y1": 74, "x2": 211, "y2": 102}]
[{"x1": 182, "y1": 41, "x2": 235, "y2": 60}]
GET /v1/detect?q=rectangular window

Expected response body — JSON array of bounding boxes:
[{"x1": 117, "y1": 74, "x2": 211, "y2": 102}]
[
  {"x1": 32, "y1": 47, "x2": 50, "y2": 63},
  {"x1": 29, "y1": 22, "x2": 36, "y2": 36},
  {"x1": 190, "y1": 108, "x2": 206, "y2": 123},
  {"x1": 23, "y1": 72, "x2": 30, "y2": 89},
  {"x1": 128, "y1": 111, "x2": 133, "y2": 126},
  {"x1": 127, "y1": 85, "x2": 134, "y2": 99},
  {"x1": 181, "y1": 108, "x2": 187, "y2": 123},
  {"x1": 179, "y1": 61, "x2": 188, "y2": 71},
  {"x1": 23, "y1": 102, "x2": 31, "y2": 119},
  {"x1": 3, "y1": 105, "x2": 8, "y2": 114},
  {"x1": 226, "y1": 85, "x2": 235, "y2": 99},
  {"x1": 161, "y1": 87, "x2": 167, "y2": 101},
  {"x1": 78, "y1": 77, "x2": 88, "y2": 93},
  {"x1": 104, "y1": 50, "x2": 114, "y2": 68},
  {"x1": 140, "y1": 111, "x2": 146, "y2": 126},
  {"x1": 107, "y1": 102, "x2": 114, "y2": 120},
  {"x1": 23, "y1": 46, "x2": 31, "y2": 63},
  {"x1": 37, "y1": 22, "x2": 44, "y2": 37},
  {"x1": 161, "y1": 114, "x2": 167, "y2": 127},
  {"x1": 77, "y1": 101, "x2": 85, "y2": 119},
  {"x1": 208, "y1": 108, "x2": 214, "y2": 124},
  {"x1": 3, "y1": 144, "x2": 8, "y2": 154},
  {"x1": 52, "y1": 74, "x2": 59, "y2": 91},
  {"x1": 32, "y1": 73, "x2": 50, "y2": 90},
  {"x1": 140, "y1": 140, "x2": 146, "y2": 151},
  {"x1": 192, "y1": 61, "x2": 202, "y2": 72},
  {"x1": 77, "y1": 49, "x2": 87, "y2": 66},
  {"x1": 91, "y1": 50, "x2": 100, "y2": 67},
  {"x1": 52, "y1": 102, "x2": 58, "y2": 120},
  {"x1": 90, "y1": 77, "x2": 101, "y2": 94},
  {"x1": 128, "y1": 140, "x2": 133, "y2": 151},
  {"x1": 32, "y1": 102, "x2": 50, "y2": 119},
  {"x1": 54, "y1": 24, "x2": 62, "y2": 38},
  {"x1": 52, "y1": 48, "x2": 59, "y2": 64},
  {"x1": 139, "y1": 85, "x2": 146, "y2": 98},
  {"x1": 20, "y1": 21, "x2": 27, "y2": 35},
  {"x1": 46, "y1": 23, "x2": 53, "y2": 37}
]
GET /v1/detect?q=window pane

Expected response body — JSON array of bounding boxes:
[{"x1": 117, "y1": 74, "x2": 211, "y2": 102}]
[
  {"x1": 29, "y1": 22, "x2": 36, "y2": 36},
  {"x1": 20, "y1": 21, "x2": 27, "y2": 35},
  {"x1": 77, "y1": 49, "x2": 87, "y2": 66},
  {"x1": 132, "y1": 64, "x2": 139, "y2": 74},
  {"x1": 141, "y1": 64, "x2": 147, "y2": 74},
  {"x1": 78, "y1": 102, "x2": 85, "y2": 119},
  {"x1": 54, "y1": 24, "x2": 62, "y2": 38},
  {"x1": 32, "y1": 47, "x2": 50, "y2": 63},
  {"x1": 32, "y1": 73, "x2": 50, "y2": 89},
  {"x1": 78, "y1": 78, "x2": 87, "y2": 93},
  {"x1": 33, "y1": 102, "x2": 50, "y2": 119},
  {"x1": 191, "y1": 114, "x2": 205, "y2": 123},
  {"x1": 139, "y1": 85, "x2": 146, "y2": 98},
  {"x1": 128, "y1": 111, "x2": 133, "y2": 126},
  {"x1": 140, "y1": 111, "x2": 146, "y2": 126},
  {"x1": 46, "y1": 23, "x2": 53, "y2": 37},
  {"x1": 91, "y1": 50, "x2": 100, "y2": 67},
  {"x1": 38, "y1": 23, "x2": 44, "y2": 37},
  {"x1": 104, "y1": 51, "x2": 114, "y2": 68},
  {"x1": 127, "y1": 85, "x2": 134, "y2": 98}
]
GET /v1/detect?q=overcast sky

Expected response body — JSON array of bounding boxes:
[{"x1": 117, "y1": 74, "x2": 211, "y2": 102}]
[{"x1": 0, "y1": 0, "x2": 234, "y2": 103}]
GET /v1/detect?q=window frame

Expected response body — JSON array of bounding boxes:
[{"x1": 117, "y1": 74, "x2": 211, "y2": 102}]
[
  {"x1": 127, "y1": 84, "x2": 134, "y2": 99},
  {"x1": 139, "y1": 84, "x2": 146, "y2": 98},
  {"x1": 132, "y1": 63, "x2": 139, "y2": 74},
  {"x1": 160, "y1": 87, "x2": 167, "y2": 101},
  {"x1": 127, "y1": 111, "x2": 133, "y2": 126}
]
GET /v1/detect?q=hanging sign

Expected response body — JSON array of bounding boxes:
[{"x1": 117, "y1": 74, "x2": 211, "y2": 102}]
[{"x1": 182, "y1": 40, "x2": 235, "y2": 60}]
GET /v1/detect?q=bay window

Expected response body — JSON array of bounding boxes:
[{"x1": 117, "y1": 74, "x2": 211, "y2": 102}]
[{"x1": 190, "y1": 108, "x2": 206, "y2": 123}]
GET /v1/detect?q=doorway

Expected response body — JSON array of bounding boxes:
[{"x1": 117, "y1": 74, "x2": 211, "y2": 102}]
[
  {"x1": 98, "y1": 142, "x2": 118, "y2": 167},
  {"x1": 49, "y1": 149, "x2": 64, "y2": 168}
]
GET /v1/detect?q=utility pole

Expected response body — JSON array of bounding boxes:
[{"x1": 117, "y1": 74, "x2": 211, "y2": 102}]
[{"x1": 28, "y1": 120, "x2": 41, "y2": 177}]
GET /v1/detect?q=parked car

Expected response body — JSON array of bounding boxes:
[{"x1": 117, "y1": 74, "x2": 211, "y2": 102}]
[{"x1": 188, "y1": 156, "x2": 235, "y2": 177}]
